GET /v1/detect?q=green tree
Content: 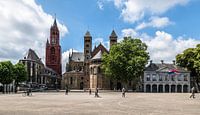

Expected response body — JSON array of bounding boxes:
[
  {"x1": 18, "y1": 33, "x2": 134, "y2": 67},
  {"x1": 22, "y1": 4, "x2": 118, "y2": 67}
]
[
  {"x1": 102, "y1": 37, "x2": 149, "y2": 88},
  {"x1": 176, "y1": 44, "x2": 200, "y2": 88},
  {"x1": 13, "y1": 62, "x2": 27, "y2": 93},
  {"x1": 0, "y1": 61, "x2": 14, "y2": 93}
]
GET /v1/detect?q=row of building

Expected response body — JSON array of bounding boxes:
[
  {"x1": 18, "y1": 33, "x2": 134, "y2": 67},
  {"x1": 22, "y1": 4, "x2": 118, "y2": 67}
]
[{"x1": 18, "y1": 18, "x2": 191, "y2": 93}]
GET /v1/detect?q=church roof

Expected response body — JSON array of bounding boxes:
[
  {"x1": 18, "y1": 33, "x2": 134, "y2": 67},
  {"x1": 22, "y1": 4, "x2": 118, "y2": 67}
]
[
  {"x1": 84, "y1": 31, "x2": 91, "y2": 37},
  {"x1": 92, "y1": 43, "x2": 108, "y2": 58},
  {"x1": 51, "y1": 18, "x2": 58, "y2": 30},
  {"x1": 53, "y1": 18, "x2": 57, "y2": 27},
  {"x1": 145, "y1": 62, "x2": 189, "y2": 73},
  {"x1": 71, "y1": 52, "x2": 84, "y2": 62},
  {"x1": 110, "y1": 30, "x2": 117, "y2": 38},
  {"x1": 25, "y1": 49, "x2": 42, "y2": 63},
  {"x1": 92, "y1": 50, "x2": 102, "y2": 60}
]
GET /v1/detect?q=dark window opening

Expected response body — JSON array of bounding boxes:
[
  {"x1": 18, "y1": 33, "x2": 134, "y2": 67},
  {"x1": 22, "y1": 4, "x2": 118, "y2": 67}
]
[
  {"x1": 70, "y1": 77, "x2": 73, "y2": 85},
  {"x1": 86, "y1": 44, "x2": 89, "y2": 47},
  {"x1": 51, "y1": 47, "x2": 55, "y2": 54}
]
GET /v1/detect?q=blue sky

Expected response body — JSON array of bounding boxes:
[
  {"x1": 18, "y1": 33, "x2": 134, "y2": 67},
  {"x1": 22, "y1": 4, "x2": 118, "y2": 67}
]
[
  {"x1": 0, "y1": 0, "x2": 200, "y2": 72},
  {"x1": 36, "y1": 0, "x2": 123, "y2": 51},
  {"x1": 35, "y1": 0, "x2": 200, "y2": 52}
]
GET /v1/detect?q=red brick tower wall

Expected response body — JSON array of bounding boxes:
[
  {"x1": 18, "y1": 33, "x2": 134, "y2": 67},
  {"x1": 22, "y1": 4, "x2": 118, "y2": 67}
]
[{"x1": 46, "y1": 19, "x2": 62, "y2": 75}]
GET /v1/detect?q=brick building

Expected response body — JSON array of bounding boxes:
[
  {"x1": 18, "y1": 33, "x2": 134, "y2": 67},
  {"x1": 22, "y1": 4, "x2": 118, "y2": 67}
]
[{"x1": 46, "y1": 18, "x2": 62, "y2": 76}]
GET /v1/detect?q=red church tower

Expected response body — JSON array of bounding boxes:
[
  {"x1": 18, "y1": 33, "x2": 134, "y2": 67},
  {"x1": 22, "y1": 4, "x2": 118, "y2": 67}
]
[{"x1": 46, "y1": 18, "x2": 62, "y2": 75}]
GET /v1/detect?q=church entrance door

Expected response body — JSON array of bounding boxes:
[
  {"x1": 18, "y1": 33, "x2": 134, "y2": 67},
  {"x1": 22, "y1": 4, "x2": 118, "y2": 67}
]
[{"x1": 80, "y1": 82, "x2": 84, "y2": 90}]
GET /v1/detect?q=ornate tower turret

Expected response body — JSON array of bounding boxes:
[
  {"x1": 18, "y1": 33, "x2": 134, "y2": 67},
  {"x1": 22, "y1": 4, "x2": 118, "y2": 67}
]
[
  {"x1": 46, "y1": 18, "x2": 62, "y2": 75},
  {"x1": 109, "y1": 30, "x2": 118, "y2": 48},
  {"x1": 84, "y1": 31, "x2": 92, "y2": 61}
]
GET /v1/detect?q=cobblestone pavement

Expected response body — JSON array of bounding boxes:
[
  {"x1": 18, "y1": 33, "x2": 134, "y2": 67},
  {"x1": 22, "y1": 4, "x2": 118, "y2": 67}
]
[{"x1": 0, "y1": 92, "x2": 200, "y2": 115}]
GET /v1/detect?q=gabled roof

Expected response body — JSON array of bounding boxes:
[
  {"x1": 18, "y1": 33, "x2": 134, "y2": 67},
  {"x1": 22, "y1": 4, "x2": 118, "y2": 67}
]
[
  {"x1": 145, "y1": 63, "x2": 189, "y2": 72},
  {"x1": 26, "y1": 49, "x2": 40, "y2": 61},
  {"x1": 92, "y1": 50, "x2": 102, "y2": 60},
  {"x1": 71, "y1": 52, "x2": 84, "y2": 62},
  {"x1": 92, "y1": 43, "x2": 108, "y2": 58}
]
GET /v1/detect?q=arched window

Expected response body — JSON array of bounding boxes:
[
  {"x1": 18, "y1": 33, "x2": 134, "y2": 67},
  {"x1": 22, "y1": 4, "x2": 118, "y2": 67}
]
[{"x1": 98, "y1": 67, "x2": 101, "y2": 73}]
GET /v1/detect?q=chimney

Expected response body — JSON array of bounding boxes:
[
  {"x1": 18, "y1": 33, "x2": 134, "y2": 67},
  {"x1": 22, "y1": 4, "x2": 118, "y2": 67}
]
[
  {"x1": 161, "y1": 60, "x2": 164, "y2": 64},
  {"x1": 173, "y1": 60, "x2": 176, "y2": 65}
]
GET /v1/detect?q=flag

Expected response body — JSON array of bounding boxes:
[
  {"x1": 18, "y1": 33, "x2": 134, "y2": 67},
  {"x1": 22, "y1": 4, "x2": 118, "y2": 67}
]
[{"x1": 168, "y1": 69, "x2": 179, "y2": 74}]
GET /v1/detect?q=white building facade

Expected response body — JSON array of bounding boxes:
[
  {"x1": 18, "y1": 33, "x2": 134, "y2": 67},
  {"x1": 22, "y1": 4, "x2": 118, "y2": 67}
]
[{"x1": 144, "y1": 61, "x2": 190, "y2": 93}]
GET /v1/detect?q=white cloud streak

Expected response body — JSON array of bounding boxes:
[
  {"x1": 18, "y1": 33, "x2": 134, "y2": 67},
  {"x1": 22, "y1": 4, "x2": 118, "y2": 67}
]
[
  {"x1": 121, "y1": 28, "x2": 200, "y2": 63},
  {"x1": 136, "y1": 16, "x2": 172, "y2": 30},
  {"x1": 113, "y1": 0, "x2": 189, "y2": 23},
  {"x1": 0, "y1": 0, "x2": 68, "y2": 64}
]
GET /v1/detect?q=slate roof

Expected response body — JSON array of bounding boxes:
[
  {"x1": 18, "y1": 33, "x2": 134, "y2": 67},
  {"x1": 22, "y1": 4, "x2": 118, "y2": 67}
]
[
  {"x1": 110, "y1": 30, "x2": 117, "y2": 38},
  {"x1": 26, "y1": 49, "x2": 40, "y2": 60},
  {"x1": 71, "y1": 52, "x2": 84, "y2": 62},
  {"x1": 145, "y1": 63, "x2": 189, "y2": 72},
  {"x1": 91, "y1": 43, "x2": 108, "y2": 58},
  {"x1": 92, "y1": 50, "x2": 102, "y2": 60}
]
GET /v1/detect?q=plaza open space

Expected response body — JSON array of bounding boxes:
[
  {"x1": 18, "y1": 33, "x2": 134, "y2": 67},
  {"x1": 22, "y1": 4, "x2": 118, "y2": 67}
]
[{"x1": 0, "y1": 91, "x2": 200, "y2": 115}]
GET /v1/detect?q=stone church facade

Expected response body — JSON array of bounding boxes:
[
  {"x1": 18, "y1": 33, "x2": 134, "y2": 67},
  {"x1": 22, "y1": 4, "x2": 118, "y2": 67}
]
[{"x1": 62, "y1": 30, "x2": 133, "y2": 90}]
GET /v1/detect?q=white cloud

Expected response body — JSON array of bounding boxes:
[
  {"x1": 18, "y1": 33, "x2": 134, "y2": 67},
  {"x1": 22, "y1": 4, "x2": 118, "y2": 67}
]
[
  {"x1": 94, "y1": 37, "x2": 109, "y2": 49},
  {"x1": 0, "y1": 0, "x2": 68, "y2": 64},
  {"x1": 145, "y1": 31, "x2": 200, "y2": 63},
  {"x1": 122, "y1": 28, "x2": 138, "y2": 37},
  {"x1": 136, "y1": 16, "x2": 172, "y2": 30},
  {"x1": 121, "y1": 29, "x2": 200, "y2": 63},
  {"x1": 97, "y1": 0, "x2": 104, "y2": 10},
  {"x1": 114, "y1": 0, "x2": 124, "y2": 8},
  {"x1": 62, "y1": 49, "x2": 78, "y2": 73},
  {"x1": 113, "y1": 0, "x2": 189, "y2": 23}
]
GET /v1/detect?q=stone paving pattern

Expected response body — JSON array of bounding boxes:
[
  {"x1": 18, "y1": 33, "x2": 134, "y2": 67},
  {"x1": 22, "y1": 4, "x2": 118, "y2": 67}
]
[{"x1": 0, "y1": 92, "x2": 200, "y2": 115}]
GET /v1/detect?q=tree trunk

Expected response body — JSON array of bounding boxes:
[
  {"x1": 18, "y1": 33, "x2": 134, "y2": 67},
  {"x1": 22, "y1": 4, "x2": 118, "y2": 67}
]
[
  {"x1": 2, "y1": 84, "x2": 5, "y2": 94},
  {"x1": 15, "y1": 82, "x2": 18, "y2": 93}
]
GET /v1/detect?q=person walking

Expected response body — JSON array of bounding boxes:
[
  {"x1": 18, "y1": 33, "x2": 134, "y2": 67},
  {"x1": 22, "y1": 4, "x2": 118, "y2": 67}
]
[
  {"x1": 89, "y1": 88, "x2": 91, "y2": 95},
  {"x1": 65, "y1": 85, "x2": 68, "y2": 95},
  {"x1": 190, "y1": 87, "x2": 195, "y2": 98},
  {"x1": 95, "y1": 88, "x2": 99, "y2": 97},
  {"x1": 122, "y1": 87, "x2": 126, "y2": 98}
]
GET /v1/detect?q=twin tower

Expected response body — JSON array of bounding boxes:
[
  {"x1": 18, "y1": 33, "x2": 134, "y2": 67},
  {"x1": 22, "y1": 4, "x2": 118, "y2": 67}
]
[
  {"x1": 46, "y1": 18, "x2": 118, "y2": 76},
  {"x1": 84, "y1": 30, "x2": 118, "y2": 61}
]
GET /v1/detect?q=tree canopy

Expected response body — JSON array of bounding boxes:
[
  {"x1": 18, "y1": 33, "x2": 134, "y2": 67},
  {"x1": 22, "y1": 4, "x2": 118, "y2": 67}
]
[
  {"x1": 176, "y1": 44, "x2": 200, "y2": 87},
  {"x1": 13, "y1": 62, "x2": 27, "y2": 92},
  {"x1": 13, "y1": 62, "x2": 27, "y2": 84},
  {"x1": 102, "y1": 37, "x2": 149, "y2": 84},
  {"x1": 0, "y1": 61, "x2": 14, "y2": 85}
]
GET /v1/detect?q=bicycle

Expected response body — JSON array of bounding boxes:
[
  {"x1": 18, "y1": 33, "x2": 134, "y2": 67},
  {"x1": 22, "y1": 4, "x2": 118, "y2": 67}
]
[{"x1": 22, "y1": 90, "x2": 32, "y2": 97}]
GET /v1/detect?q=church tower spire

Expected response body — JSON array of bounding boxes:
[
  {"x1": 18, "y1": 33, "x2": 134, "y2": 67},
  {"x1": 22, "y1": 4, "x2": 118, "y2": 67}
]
[
  {"x1": 84, "y1": 31, "x2": 92, "y2": 61},
  {"x1": 50, "y1": 17, "x2": 59, "y2": 45},
  {"x1": 109, "y1": 30, "x2": 118, "y2": 48},
  {"x1": 46, "y1": 18, "x2": 62, "y2": 75}
]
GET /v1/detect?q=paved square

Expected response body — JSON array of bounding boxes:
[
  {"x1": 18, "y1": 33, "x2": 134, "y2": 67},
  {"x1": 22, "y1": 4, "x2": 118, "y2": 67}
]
[{"x1": 0, "y1": 92, "x2": 200, "y2": 115}]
